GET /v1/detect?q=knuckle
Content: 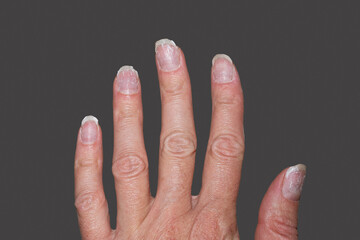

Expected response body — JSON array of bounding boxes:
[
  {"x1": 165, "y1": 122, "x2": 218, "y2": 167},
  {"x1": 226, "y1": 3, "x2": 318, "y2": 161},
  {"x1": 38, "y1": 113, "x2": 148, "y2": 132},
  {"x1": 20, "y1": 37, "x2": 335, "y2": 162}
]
[
  {"x1": 155, "y1": 224, "x2": 184, "y2": 239},
  {"x1": 74, "y1": 157, "x2": 99, "y2": 169},
  {"x1": 114, "y1": 103, "x2": 141, "y2": 120},
  {"x1": 191, "y1": 215, "x2": 221, "y2": 239},
  {"x1": 190, "y1": 208, "x2": 238, "y2": 240},
  {"x1": 210, "y1": 134, "x2": 244, "y2": 161},
  {"x1": 266, "y1": 213, "x2": 298, "y2": 239},
  {"x1": 156, "y1": 219, "x2": 182, "y2": 239},
  {"x1": 214, "y1": 93, "x2": 242, "y2": 108},
  {"x1": 74, "y1": 191, "x2": 105, "y2": 212},
  {"x1": 161, "y1": 131, "x2": 197, "y2": 158},
  {"x1": 161, "y1": 75, "x2": 185, "y2": 95},
  {"x1": 112, "y1": 155, "x2": 147, "y2": 180}
]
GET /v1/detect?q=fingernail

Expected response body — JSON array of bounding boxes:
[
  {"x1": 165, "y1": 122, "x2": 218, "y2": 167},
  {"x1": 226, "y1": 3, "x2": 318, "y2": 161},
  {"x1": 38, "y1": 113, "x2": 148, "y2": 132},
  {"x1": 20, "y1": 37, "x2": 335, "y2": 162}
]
[
  {"x1": 282, "y1": 164, "x2": 307, "y2": 201},
  {"x1": 116, "y1": 65, "x2": 140, "y2": 94},
  {"x1": 212, "y1": 54, "x2": 234, "y2": 83},
  {"x1": 80, "y1": 115, "x2": 99, "y2": 144},
  {"x1": 155, "y1": 38, "x2": 181, "y2": 72}
]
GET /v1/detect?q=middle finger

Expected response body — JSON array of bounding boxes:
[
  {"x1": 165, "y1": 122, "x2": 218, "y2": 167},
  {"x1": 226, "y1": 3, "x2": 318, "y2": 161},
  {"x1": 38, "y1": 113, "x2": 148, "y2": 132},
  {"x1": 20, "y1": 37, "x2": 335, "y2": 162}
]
[{"x1": 155, "y1": 39, "x2": 197, "y2": 210}]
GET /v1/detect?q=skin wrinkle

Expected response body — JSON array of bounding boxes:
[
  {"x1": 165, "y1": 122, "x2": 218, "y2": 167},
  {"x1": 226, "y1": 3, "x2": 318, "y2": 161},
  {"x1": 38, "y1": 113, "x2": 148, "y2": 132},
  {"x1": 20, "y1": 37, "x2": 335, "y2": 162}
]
[
  {"x1": 75, "y1": 190, "x2": 106, "y2": 213},
  {"x1": 160, "y1": 130, "x2": 197, "y2": 159},
  {"x1": 74, "y1": 156, "x2": 100, "y2": 169},
  {"x1": 264, "y1": 208, "x2": 298, "y2": 238},
  {"x1": 210, "y1": 134, "x2": 244, "y2": 161},
  {"x1": 160, "y1": 75, "x2": 187, "y2": 96},
  {"x1": 74, "y1": 41, "x2": 303, "y2": 240},
  {"x1": 112, "y1": 155, "x2": 147, "y2": 180}
]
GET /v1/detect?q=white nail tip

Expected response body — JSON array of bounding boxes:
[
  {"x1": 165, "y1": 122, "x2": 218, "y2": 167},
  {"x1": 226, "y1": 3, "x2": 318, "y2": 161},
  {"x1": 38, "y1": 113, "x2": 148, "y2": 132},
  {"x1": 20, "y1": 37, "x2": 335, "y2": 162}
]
[
  {"x1": 285, "y1": 164, "x2": 306, "y2": 178},
  {"x1": 155, "y1": 38, "x2": 177, "y2": 52},
  {"x1": 81, "y1": 115, "x2": 99, "y2": 126},
  {"x1": 212, "y1": 54, "x2": 233, "y2": 66},
  {"x1": 117, "y1": 65, "x2": 139, "y2": 77}
]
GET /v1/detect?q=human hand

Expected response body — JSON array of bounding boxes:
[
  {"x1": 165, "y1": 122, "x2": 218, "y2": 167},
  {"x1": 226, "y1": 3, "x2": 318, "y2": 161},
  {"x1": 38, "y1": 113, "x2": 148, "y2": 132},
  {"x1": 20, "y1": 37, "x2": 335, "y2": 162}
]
[{"x1": 74, "y1": 39, "x2": 306, "y2": 240}]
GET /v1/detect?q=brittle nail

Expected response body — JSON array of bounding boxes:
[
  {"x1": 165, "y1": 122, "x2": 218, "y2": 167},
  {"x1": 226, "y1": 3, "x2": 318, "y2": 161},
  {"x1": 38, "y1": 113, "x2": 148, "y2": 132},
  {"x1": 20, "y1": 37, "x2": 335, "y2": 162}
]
[
  {"x1": 116, "y1": 65, "x2": 140, "y2": 94},
  {"x1": 282, "y1": 164, "x2": 307, "y2": 201},
  {"x1": 155, "y1": 38, "x2": 181, "y2": 72}
]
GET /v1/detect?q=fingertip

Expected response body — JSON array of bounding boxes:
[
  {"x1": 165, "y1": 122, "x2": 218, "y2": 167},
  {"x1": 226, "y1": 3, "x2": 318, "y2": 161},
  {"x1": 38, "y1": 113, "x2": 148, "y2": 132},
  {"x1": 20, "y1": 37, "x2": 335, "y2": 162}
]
[{"x1": 259, "y1": 163, "x2": 307, "y2": 204}]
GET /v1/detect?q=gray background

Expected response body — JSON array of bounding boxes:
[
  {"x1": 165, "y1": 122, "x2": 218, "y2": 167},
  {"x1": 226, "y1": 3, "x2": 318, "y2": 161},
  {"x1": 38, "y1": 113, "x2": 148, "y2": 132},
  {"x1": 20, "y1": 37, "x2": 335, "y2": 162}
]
[{"x1": 1, "y1": 0, "x2": 359, "y2": 239}]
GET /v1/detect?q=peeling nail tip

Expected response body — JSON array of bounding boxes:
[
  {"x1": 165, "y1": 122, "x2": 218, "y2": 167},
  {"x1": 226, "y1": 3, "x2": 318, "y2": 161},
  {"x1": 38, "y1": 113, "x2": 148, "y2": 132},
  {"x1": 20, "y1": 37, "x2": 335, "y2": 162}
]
[
  {"x1": 212, "y1": 54, "x2": 234, "y2": 83},
  {"x1": 81, "y1": 115, "x2": 99, "y2": 126},
  {"x1": 117, "y1": 65, "x2": 138, "y2": 77},
  {"x1": 115, "y1": 65, "x2": 140, "y2": 94},
  {"x1": 212, "y1": 54, "x2": 233, "y2": 65},
  {"x1": 282, "y1": 163, "x2": 307, "y2": 201},
  {"x1": 286, "y1": 164, "x2": 307, "y2": 178},
  {"x1": 155, "y1": 38, "x2": 177, "y2": 52},
  {"x1": 155, "y1": 38, "x2": 180, "y2": 72},
  {"x1": 80, "y1": 115, "x2": 99, "y2": 144}
]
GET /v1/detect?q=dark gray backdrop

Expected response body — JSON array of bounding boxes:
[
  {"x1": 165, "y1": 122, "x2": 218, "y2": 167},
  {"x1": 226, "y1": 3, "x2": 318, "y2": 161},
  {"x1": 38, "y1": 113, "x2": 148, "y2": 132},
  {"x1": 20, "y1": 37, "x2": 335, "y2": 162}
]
[{"x1": 1, "y1": 0, "x2": 359, "y2": 239}]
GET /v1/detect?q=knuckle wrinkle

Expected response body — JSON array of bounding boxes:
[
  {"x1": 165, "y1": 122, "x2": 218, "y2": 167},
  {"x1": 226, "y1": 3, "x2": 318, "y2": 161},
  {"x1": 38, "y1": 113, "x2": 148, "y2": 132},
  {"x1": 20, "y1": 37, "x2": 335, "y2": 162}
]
[
  {"x1": 74, "y1": 157, "x2": 99, "y2": 169},
  {"x1": 75, "y1": 191, "x2": 104, "y2": 212},
  {"x1": 210, "y1": 134, "x2": 244, "y2": 161},
  {"x1": 115, "y1": 103, "x2": 140, "y2": 120},
  {"x1": 266, "y1": 214, "x2": 298, "y2": 238},
  {"x1": 161, "y1": 131, "x2": 197, "y2": 158},
  {"x1": 215, "y1": 94, "x2": 242, "y2": 107},
  {"x1": 112, "y1": 155, "x2": 147, "y2": 179}
]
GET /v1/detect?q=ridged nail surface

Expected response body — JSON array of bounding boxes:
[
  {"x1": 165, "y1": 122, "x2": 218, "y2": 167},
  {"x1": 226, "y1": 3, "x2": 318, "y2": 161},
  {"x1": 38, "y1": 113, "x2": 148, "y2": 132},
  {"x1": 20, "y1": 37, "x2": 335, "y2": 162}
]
[
  {"x1": 212, "y1": 54, "x2": 234, "y2": 83},
  {"x1": 116, "y1": 65, "x2": 140, "y2": 94},
  {"x1": 80, "y1": 115, "x2": 99, "y2": 144},
  {"x1": 155, "y1": 38, "x2": 181, "y2": 72},
  {"x1": 282, "y1": 164, "x2": 307, "y2": 201}
]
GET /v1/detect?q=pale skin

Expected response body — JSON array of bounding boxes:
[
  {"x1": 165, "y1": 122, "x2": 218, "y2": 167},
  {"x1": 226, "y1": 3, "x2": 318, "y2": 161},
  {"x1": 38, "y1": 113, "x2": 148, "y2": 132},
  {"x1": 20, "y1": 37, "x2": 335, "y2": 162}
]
[{"x1": 74, "y1": 39, "x2": 306, "y2": 240}]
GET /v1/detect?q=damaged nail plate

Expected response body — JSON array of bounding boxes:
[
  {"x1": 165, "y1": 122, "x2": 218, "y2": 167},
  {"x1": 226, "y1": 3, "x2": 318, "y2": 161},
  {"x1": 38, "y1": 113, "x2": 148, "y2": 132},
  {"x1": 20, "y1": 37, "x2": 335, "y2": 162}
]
[
  {"x1": 155, "y1": 38, "x2": 181, "y2": 72},
  {"x1": 116, "y1": 65, "x2": 140, "y2": 94},
  {"x1": 282, "y1": 164, "x2": 307, "y2": 201}
]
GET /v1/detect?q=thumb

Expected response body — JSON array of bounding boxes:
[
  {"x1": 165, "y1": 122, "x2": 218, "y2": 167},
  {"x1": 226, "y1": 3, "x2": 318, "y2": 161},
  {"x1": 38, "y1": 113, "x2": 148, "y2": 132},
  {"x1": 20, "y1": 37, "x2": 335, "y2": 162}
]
[{"x1": 255, "y1": 164, "x2": 307, "y2": 240}]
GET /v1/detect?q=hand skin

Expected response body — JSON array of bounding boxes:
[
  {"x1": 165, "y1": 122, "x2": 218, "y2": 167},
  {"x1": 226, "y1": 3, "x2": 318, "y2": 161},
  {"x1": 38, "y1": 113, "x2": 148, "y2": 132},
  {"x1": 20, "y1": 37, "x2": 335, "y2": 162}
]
[{"x1": 74, "y1": 39, "x2": 306, "y2": 240}]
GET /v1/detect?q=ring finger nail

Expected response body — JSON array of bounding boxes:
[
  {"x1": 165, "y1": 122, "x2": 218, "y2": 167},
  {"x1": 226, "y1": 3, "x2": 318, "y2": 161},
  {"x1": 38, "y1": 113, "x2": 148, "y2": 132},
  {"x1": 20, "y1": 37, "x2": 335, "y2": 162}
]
[
  {"x1": 116, "y1": 65, "x2": 140, "y2": 94},
  {"x1": 212, "y1": 54, "x2": 234, "y2": 83},
  {"x1": 155, "y1": 38, "x2": 181, "y2": 72}
]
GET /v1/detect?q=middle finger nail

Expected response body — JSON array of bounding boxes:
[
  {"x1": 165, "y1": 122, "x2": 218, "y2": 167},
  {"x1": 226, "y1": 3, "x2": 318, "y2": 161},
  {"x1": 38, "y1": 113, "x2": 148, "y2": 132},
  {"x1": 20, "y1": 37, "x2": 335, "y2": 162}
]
[{"x1": 155, "y1": 38, "x2": 181, "y2": 72}]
